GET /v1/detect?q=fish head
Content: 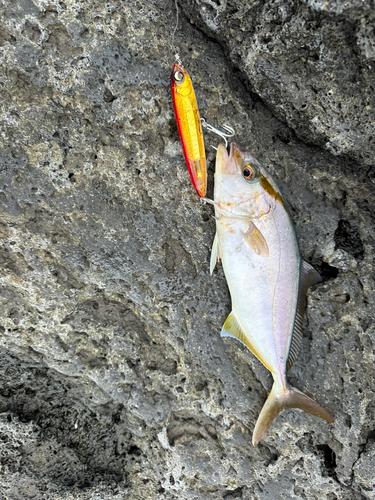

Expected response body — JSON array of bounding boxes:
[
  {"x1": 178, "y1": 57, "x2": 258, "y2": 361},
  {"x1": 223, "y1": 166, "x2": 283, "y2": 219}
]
[{"x1": 214, "y1": 143, "x2": 282, "y2": 219}]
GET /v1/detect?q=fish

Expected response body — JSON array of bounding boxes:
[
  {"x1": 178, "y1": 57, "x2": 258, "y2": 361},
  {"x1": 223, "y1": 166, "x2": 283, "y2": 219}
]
[
  {"x1": 171, "y1": 62, "x2": 207, "y2": 198},
  {"x1": 211, "y1": 143, "x2": 334, "y2": 446}
]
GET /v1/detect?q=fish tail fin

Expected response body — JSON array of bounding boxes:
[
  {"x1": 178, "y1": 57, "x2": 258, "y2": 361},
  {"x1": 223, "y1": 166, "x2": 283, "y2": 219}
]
[{"x1": 252, "y1": 383, "x2": 334, "y2": 446}]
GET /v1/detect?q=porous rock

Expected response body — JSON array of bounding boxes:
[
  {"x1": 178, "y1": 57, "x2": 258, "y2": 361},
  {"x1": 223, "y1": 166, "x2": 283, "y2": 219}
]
[
  {"x1": 181, "y1": 0, "x2": 375, "y2": 167},
  {"x1": 0, "y1": 0, "x2": 374, "y2": 498}
]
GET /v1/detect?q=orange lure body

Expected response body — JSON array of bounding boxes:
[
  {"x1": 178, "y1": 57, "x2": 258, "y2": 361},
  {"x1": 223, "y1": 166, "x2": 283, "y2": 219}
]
[{"x1": 171, "y1": 63, "x2": 207, "y2": 197}]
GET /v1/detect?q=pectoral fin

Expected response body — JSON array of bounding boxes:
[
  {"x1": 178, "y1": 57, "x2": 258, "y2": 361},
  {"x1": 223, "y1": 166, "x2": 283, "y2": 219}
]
[
  {"x1": 244, "y1": 222, "x2": 269, "y2": 257},
  {"x1": 210, "y1": 233, "x2": 222, "y2": 275}
]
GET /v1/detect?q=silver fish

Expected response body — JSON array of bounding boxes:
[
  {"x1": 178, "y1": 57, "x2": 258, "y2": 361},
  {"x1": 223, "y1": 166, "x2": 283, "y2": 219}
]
[{"x1": 211, "y1": 143, "x2": 334, "y2": 446}]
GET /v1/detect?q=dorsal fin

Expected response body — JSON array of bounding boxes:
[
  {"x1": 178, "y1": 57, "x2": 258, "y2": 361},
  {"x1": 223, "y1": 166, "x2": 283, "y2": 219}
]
[
  {"x1": 210, "y1": 233, "x2": 222, "y2": 275},
  {"x1": 287, "y1": 260, "x2": 322, "y2": 371}
]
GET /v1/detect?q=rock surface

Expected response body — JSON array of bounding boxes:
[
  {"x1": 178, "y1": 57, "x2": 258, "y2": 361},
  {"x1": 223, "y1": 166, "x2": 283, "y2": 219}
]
[
  {"x1": 182, "y1": 0, "x2": 375, "y2": 167},
  {"x1": 0, "y1": 0, "x2": 374, "y2": 498}
]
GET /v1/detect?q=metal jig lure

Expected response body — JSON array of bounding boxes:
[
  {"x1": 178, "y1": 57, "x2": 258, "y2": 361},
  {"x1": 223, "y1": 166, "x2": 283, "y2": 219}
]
[{"x1": 171, "y1": 59, "x2": 207, "y2": 197}]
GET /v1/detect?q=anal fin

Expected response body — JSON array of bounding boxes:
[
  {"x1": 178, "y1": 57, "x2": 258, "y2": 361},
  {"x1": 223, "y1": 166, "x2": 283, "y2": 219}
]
[
  {"x1": 221, "y1": 311, "x2": 247, "y2": 345},
  {"x1": 221, "y1": 311, "x2": 268, "y2": 369}
]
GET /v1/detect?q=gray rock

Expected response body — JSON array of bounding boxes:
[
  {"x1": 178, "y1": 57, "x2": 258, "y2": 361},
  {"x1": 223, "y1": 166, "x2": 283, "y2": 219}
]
[
  {"x1": 0, "y1": 0, "x2": 374, "y2": 498},
  {"x1": 354, "y1": 441, "x2": 375, "y2": 499},
  {"x1": 181, "y1": 0, "x2": 375, "y2": 167}
]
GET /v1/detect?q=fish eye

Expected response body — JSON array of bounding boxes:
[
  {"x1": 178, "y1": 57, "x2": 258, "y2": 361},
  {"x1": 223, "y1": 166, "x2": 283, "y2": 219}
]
[
  {"x1": 173, "y1": 70, "x2": 185, "y2": 83},
  {"x1": 242, "y1": 163, "x2": 258, "y2": 182}
]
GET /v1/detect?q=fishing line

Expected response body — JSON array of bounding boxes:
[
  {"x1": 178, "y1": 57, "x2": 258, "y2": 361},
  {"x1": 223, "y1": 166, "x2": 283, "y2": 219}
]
[{"x1": 171, "y1": 0, "x2": 181, "y2": 65}]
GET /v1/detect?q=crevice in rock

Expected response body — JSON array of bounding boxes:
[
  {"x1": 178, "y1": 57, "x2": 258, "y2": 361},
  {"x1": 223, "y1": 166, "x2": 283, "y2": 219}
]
[
  {"x1": 334, "y1": 219, "x2": 364, "y2": 261},
  {"x1": 166, "y1": 410, "x2": 220, "y2": 447},
  {"x1": 316, "y1": 443, "x2": 337, "y2": 479},
  {"x1": 317, "y1": 261, "x2": 339, "y2": 281}
]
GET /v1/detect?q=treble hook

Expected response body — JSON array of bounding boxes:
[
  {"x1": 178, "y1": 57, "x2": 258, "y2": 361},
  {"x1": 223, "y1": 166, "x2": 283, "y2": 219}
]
[{"x1": 200, "y1": 118, "x2": 235, "y2": 148}]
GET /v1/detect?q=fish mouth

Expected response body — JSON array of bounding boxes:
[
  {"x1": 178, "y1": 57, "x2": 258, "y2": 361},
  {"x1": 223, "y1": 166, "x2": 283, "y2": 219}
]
[
  {"x1": 215, "y1": 143, "x2": 228, "y2": 176},
  {"x1": 224, "y1": 142, "x2": 243, "y2": 160},
  {"x1": 216, "y1": 143, "x2": 239, "y2": 175},
  {"x1": 216, "y1": 142, "x2": 229, "y2": 161},
  {"x1": 216, "y1": 143, "x2": 249, "y2": 173}
]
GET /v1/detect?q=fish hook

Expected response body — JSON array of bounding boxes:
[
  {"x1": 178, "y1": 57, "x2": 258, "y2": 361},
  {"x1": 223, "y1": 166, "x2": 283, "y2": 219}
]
[
  {"x1": 200, "y1": 118, "x2": 235, "y2": 149},
  {"x1": 200, "y1": 197, "x2": 221, "y2": 219},
  {"x1": 201, "y1": 197, "x2": 216, "y2": 207}
]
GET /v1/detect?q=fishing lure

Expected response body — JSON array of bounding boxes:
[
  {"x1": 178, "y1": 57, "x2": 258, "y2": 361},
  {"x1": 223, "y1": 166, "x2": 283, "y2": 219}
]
[{"x1": 171, "y1": 61, "x2": 207, "y2": 198}]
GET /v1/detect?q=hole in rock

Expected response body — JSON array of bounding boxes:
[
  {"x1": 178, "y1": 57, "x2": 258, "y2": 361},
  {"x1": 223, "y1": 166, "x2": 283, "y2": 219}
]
[
  {"x1": 318, "y1": 261, "x2": 339, "y2": 281},
  {"x1": 316, "y1": 444, "x2": 337, "y2": 478},
  {"x1": 334, "y1": 219, "x2": 364, "y2": 260}
]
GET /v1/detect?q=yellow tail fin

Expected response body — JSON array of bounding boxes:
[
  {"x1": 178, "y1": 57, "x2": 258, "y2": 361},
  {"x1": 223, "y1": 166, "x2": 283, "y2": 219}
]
[{"x1": 252, "y1": 383, "x2": 334, "y2": 446}]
